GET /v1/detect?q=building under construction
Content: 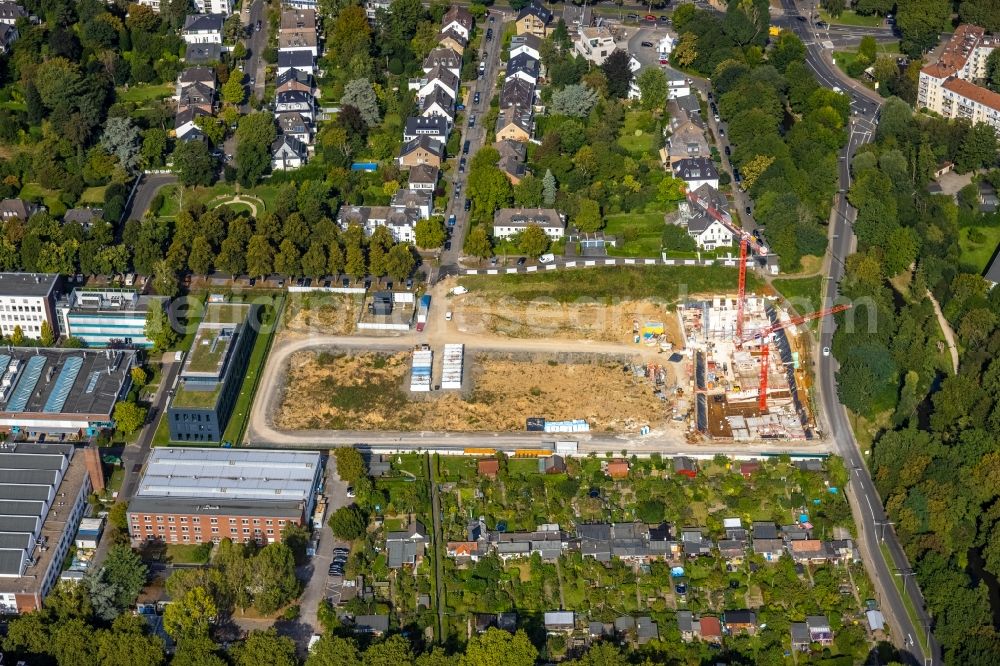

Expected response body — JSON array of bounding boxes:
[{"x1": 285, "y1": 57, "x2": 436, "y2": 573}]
[{"x1": 678, "y1": 295, "x2": 814, "y2": 441}]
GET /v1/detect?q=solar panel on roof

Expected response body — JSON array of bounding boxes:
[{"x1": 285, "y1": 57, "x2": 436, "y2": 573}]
[
  {"x1": 44, "y1": 357, "x2": 83, "y2": 413},
  {"x1": 85, "y1": 371, "x2": 100, "y2": 394},
  {"x1": 6, "y1": 355, "x2": 46, "y2": 413}
]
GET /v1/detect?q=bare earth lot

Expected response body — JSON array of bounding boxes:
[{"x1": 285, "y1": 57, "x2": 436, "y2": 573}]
[
  {"x1": 278, "y1": 293, "x2": 361, "y2": 339},
  {"x1": 275, "y1": 350, "x2": 668, "y2": 433}
]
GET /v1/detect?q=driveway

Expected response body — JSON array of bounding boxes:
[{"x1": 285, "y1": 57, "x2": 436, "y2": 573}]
[{"x1": 125, "y1": 173, "x2": 178, "y2": 222}]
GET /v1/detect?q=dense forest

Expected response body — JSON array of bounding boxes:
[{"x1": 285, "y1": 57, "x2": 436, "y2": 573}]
[{"x1": 831, "y1": 95, "x2": 1000, "y2": 662}]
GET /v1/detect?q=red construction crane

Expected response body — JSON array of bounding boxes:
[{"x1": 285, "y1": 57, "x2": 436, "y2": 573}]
[
  {"x1": 745, "y1": 303, "x2": 853, "y2": 412},
  {"x1": 736, "y1": 236, "x2": 748, "y2": 341}
]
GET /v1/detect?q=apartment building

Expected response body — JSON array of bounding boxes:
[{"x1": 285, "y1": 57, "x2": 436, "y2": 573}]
[
  {"x1": 0, "y1": 273, "x2": 60, "y2": 340},
  {"x1": 918, "y1": 24, "x2": 1000, "y2": 133}
]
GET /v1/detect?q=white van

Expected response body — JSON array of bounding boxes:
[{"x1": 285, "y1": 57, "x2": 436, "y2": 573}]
[{"x1": 539, "y1": 253, "x2": 555, "y2": 264}]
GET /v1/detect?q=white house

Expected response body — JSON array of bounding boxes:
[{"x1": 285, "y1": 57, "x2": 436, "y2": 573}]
[
  {"x1": 182, "y1": 14, "x2": 224, "y2": 44},
  {"x1": 505, "y1": 53, "x2": 540, "y2": 86},
  {"x1": 0, "y1": 2, "x2": 25, "y2": 25},
  {"x1": 627, "y1": 55, "x2": 643, "y2": 100},
  {"x1": 271, "y1": 135, "x2": 308, "y2": 171},
  {"x1": 193, "y1": 0, "x2": 232, "y2": 14},
  {"x1": 275, "y1": 90, "x2": 315, "y2": 119},
  {"x1": 574, "y1": 26, "x2": 616, "y2": 66},
  {"x1": 441, "y1": 6, "x2": 473, "y2": 41},
  {"x1": 390, "y1": 189, "x2": 433, "y2": 220},
  {"x1": 403, "y1": 116, "x2": 449, "y2": 143},
  {"x1": 684, "y1": 214, "x2": 734, "y2": 250},
  {"x1": 420, "y1": 88, "x2": 456, "y2": 124},
  {"x1": 673, "y1": 157, "x2": 719, "y2": 191},
  {"x1": 411, "y1": 66, "x2": 459, "y2": 102},
  {"x1": 277, "y1": 50, "x2": 315, "y2": 76},
  {"x1": 423, "y1": 47, "x2": 462, "y2": 79},
  {"x1": 509, "y1": 34, "x2": 542, "y2": 61},
  {"x1": 493, "y1": 208, "x2": 565, "y2": 241},
  {"x1": 277, "y1": 112, "x2": 312, "y2": 145}
]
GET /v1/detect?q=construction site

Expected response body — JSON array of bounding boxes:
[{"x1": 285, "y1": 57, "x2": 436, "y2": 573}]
[{"x1": 677, "y1": 235, "x2": 848, "y2": 441}]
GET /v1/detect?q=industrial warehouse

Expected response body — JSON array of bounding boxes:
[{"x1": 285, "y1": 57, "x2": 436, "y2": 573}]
[
  {"x1": 0, "y1": 348, "x2": 137, "y2": 440},
  {"x1": 127, "y1": 447, "x2": 324, "y2": 546}
]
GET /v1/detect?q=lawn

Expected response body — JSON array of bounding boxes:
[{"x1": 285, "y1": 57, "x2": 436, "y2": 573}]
[
  {"x1": 459, "y1": 266, "x2": 763, "y2": 303},
  {"x1": 617, "y1": 110, "x2": 661, "y2": 156},
  {"x1": 171, "y1": 383, "x2": 221, "y2": 409},
  {"x1": 19, "y1": 182, "x2": 65, "y2": 216},
  {"x1": 166, "y1": 543, "x2": 213, "y2": 565},
  {"x1": 819, "y1": 9, "x2": 885, "y2": 27},
  {"x1": 833, "y1": 40, "x2": 902, "y2": 78},
  {"x1": 80, "y1": 186, "x2": 107, "y2": 205},
  {"x1": 116, "y1": 83, "x2": 174, "y2": 105},
  {"x1": 772, "y1": 275, "x2": 826, "y2": 315},
  {"x1": 222, "y1": 296, "x2": 284, "y2": 445},
  {"x1": 959, "y1": 225, "x2": 1000, "y2": 272},
  {"x1": 604, "y1": 212, "x2": 665, "y2": 258}
]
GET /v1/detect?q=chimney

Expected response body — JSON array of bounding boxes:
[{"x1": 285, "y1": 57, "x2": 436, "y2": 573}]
[{"x1": 82, "y1": 445, "x2": 105, "y2": 494}]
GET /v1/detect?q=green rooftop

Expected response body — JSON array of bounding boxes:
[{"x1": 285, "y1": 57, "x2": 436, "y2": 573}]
[
  {"x1": 171, "y1": 382, "x2": 222, "y2": 409},
  {"x1": 182, "y1": 302, "x2": 250, "y2": 377}
]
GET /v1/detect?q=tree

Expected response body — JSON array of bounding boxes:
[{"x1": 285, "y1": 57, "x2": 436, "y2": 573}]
[
  {"x1": 549, "y1": 84, "x2": 598, "y2": 118},
  {"x1": 236, "y1": 112, "x2": 277, "y2": 186},
  {"x1": 252, "y1": 543, "x2": 299, "y2": 614},
  {"x1": 858, "y1": 35, "x2": 877, "y2": 63},
  {"x1": 114, "y1": 401, "x2": 147, "y2": 434},
  {"x1": 308, "y1": 636, "x2": 362, "y2": 666},
  {"x1": 987, "y1": 48, "x2": 1000, "y2": 92},
  {"x1": 101, "y1": 117, "x2": 142, "y2": 173},
  {"x1": 231, "y1": 629, "x2": 298, "y2": 666},
  {"x1": 517, "y1": 225, "x2": 549, "y2": 258},
  {"x1": 636, "y1": 68, "x2": 668, "y2": 111},
  {"x1": 542, "y1": 169, "x2": 557, "y2": 205},
  {"x1": 956, "y1": 122, "x2": 999, "y2": 172},
  {"x1": 281, "y1": 523, "x2": 311, "y2": 566},
  {"x1": 164, "y1": 587, "x2": 217, "y2": 641},
  {"x1": 173, "y1": 637, "x2": 228, "y2": 666},
  {"x1": 636, "y1": 499, "x2": 665, "y2": 523},
  {"x1": 600, "y1": 50, "x2": 634, "y2": 99},
  {"x1": 142, "y1": 128, "x2": 168, "y2": 168},
  {"x1": 101, "y1": 545, "x2": 148, "y2": 609},
  {"x1": 345, "y1": 244, "x2": 367, "y2": 280},
  {"x1": 274, "y1": 238, "x2": 302, "y2": 277},
  {"x1": 464, "y1": 225, "x2": 492, "y2": 260},
  {"x1": 302, "y1": 241, "x2": 327, "y2": 279},
  {"x1": 341, "y1": 79, "x2": 381, "y2": 127},
  {"x1": 335, "y1": 447, "x2": 367, "y2": 483},
  {"x1": 672, "y1": 32, "x2": 699, "y2": 68},
  {"x1": 144, "y1": 298, "x2": 178, "y2": 351},
  {"x1": 328, "y1": 505, "x2": 367, "y2": 540},
  {"x1": 896, "y1": 0, "x2": 951, "y2": 56},
  {"x1": 247, "y1": 234, "x2": 274, "y2": 278},
  {"x1": 364, "y1": 635, "x2": 413, "y2": 666},
  {"x1": 463, "y1": 628, "x2": 538, "y2": 666},
  {"x1": 174, "y1": 142, "x2": 216, "y2": 187},
  {"x1": 39, "y1": 320, "x2": 54, "y2": 346},
  {"x1": 574, "y1": 199, "x2": 602, "y2": 233},
  {"x1": 385, "y1": 243, "x2": 416, "y2": 282},
  {"x1": 662, "y1": 224, "x2": 697, "y2": 252},
  {"x1": 222, "y1": 70, "x2": 246, "y2": 106},
  {"x1": 821, "y1": 0, "x2": 845, "y2": 17},
  {"x1": 415, "y1": 216, "x2": 447, "y2": 249}
]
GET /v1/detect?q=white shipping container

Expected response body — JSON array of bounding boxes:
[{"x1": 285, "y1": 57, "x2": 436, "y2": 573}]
[{"x1": 555, "y1": 441, "x2": 578, "y2": 455}]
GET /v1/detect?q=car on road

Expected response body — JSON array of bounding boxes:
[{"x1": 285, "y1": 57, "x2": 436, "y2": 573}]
[
  {"x1": 469, "y1": 115, "x2": 476, "y2": 127},
  {"x1": 464, "y1": 198, "x2": 471, "y2": 211},
  {"x1": 444, "y1": 241, "x2": 452, "y2": 250},
  {"x1": 346, "y1": 487, "x2": 355, "y2": 498},
  {"x1": 448, "y1": 214, "x2": 456, "y2": 227},
  {"x1": 718, "y1": 127, "x2": 725, "y2": 136},
  {"x1": 445, "y1": 311, "x2": 453, "y2": 321},
  {"x1": 539, "y1": 253, "x2": 555, "y2": 264},
  {"x1": 463, "y1": 140, "x2": 470, "y2": 154},
  {"x1": 724, "y1": 145, "x2": 731, "y2": 156},
  {"x1": 645, "y1": 14, "x2": 656, "y2": 21},
  {"x1": 342, "y1": 277, "x2": 350, "y2": 288},
  {"x1": 815, "y1": 20, "x2": 828, "y2": 28},
  {"x1": 745, "y1": 206, "x2": 752, "y2": 215},
  {"x1": 823, "y1": 347, "x2": 831, "y2": 356},
  {"x1": 486, "y1": 28, "x2": 493, "y2": 40},
  {"x1": 256, "y1": 20, "x2": 262, "y2": 32},
  {"x1": 454, "y1": 184, "x2": 462, "y2": 198},
  {"x1": 516, "y1": 257, "x2": 526, "y2": 266},
  {"x1": 659, "y1": 15, "x2": 670, "y2": 22},
  {"x1": 473, "y1": 91, "x2": 481, "y2": 105},
  {"x1": 489, "y1": 14, "x2": 494, "y2": 22},
  {"x1": 641, "y1": 40, "x2": 654, "y2": 47},
  {"x1": 459, "y1": 158, "x2": 467, "y2": 173},
  {"x1": 627, "y1": 13, "x2": 638, "y2": 20}
]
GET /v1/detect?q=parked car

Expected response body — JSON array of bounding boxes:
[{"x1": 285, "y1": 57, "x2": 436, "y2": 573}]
[
  {"x1": 448, "y1": 214, "x2": 456, "y2": 227},
  {"x1": 718, "y1": 127, "x2": 725, "y2": 136},
  {"x1": 659, "y1": 15, "x2": 670, "y2": 22},
  {"x1": 724, "y1": 145, "x2": 731, "y2": 156},
  {"x1": 516, "y1": 257, "x2": 526, "y2": 266},
  {"x1": 459, "y1": 158, "x2": 467, "y2": 173},
  {"x1": 445, "y1": 311, "x2": 453, "y2": 321},
  {"x1": 469, "y1": 115, "x2": 476, "y2": 127},
  {"x1": 444, "y1": 241, "x2": 452, "y2": 250},
  {"x1": 627, "y1": 13, "x2": 639, "y2": 20},
  {"x1": 463, "y1": 140, "x2": 470, "y2": 154},
  {"x1": 473, "y1": 91, "x2": 481, "y2": 105},
  {"x1": 539, "y1": 253, "x2": 555, "y2": 264},
  {"x1": 256, "y1": 20, "x2": 262, "y2": 32},
  {"x1": 342, "y1": 277, "x2": 350, "y2": 288},
  {"x1": 645, "y1": 14, "x2": 656, "y2": 21},
  {"x1": 486, "y1": 28, "x2": 493, "y2": 40},
  {"x1": 346, "y1": 487, "x2": 355, "y2": 498},
  {"x1": 464, "y1": 198, "x2": 471, "y2": 211},
  {"x1": 745, "y1": 206, "x2": 752, "y2": 216},
  {"x1": 641, "y1": 40, "x2": 654, "y2": 47}
]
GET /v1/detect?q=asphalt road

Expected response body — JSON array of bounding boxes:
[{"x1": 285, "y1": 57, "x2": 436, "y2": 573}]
[
  {"x1": 780, "y1": 1, "x2": 939, "y2": 663},
  {"x1": 124, "y1": 173, "x2": 178, "y2": 222},
  {"x1": 436, "y1": 10, "x2": 507, "y2": 277},
  {"x1": 244, "y1": 0, "x2": 268, "y2": 103}
]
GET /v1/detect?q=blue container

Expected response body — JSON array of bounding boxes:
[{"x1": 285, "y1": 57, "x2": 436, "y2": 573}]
[{"x1": 351, "y1": 162, "x2": 378, "y2": 172}]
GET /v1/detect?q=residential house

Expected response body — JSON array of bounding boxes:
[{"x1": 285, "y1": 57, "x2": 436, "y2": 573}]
[
  {"x1": 0, "y1": 198, "x2": 41, "y2": 221},
  {"x1": 790, "y1": 622, "x2": 811, "y2": 651},
  {"x1": 752, "y1": 522, "x2": 778, "y2": 540},
  {"x1": 177, "y1": 67, "x2": 216, "y2": 96},
  {"x1": 478, "y1": 458, "x2": 500, "y2": 478},
  {"x1": 681, "y1": 528, "x2": 713, "y2": 557},
  {"x1": 474, "y1": 613, "x2": 498, "y2": 634},
  {"x1": 500, "y1": 78, "x2": 535, "y2": 110},
  {"x1": 589, "y1": 622, "x2": 610, "y2": 638},
  {"x1": 423, "y1": 47, "x2": 462, "y2": 79},
  {"x1": 506, "y1": 53, "x2": 540, "y2": 86},
  {"x1": 606, "y1": 459, "x2": 629, "y2": 479},
  {"x1": 403, "y1": 116, "x2": 449, "y2": 143},
  {"x1": 495, "y1": 108, "x2": 533, "y2": 143},
  {"x1": 278, "y1": 31, "x2": 319, "y2": 56},
  {"x1": 420, "y1": 87, "x2": 456, "y2": 124},
  {"x1": 446, "y1": 541, "x2": 480, "y2": 562},
  {"x1": 398, "y1": 136, "x2": 444, "y2": 168},
  {"x1": 193, "y1": 0, "x2": 232, "y2": 13},
  {"x1": 543, "y1": 611, "x2": 574, "y2": 633},
  {"x1": 614, "y1": 616, "x2": 636, "y2": 637},
  {"x1": 276, "y1": 112, "x2": 312, "y2": 145},
  {"x1": 275, "y1": 90, "x2": 314, "y2": 119},
  {"x1": 627, "y1": 55, "x2": 643, "y2": 100},
  {"x1": 496, "y1": 541, "x2": 531, "y2": 561},
  {"x1": 407, "y1": 164, "x2": 439, "y2": 191},
  {"x1": 753, "y1": 538, "x2": 785, "y2": 562},
  {"x1": 668, "y1": 96, "x2": 704, "y2": 131},
  {"x1": 636, "y1": 617, "x2": 658, "y2": 644},
  {"x1": 667, "y1": 71, "x2": 692, "y2": 99},
  {"x1": 279, "y1": 8, "x2": 316, "y2": 33},
  {"x1": 338, "y1": 206, "x2": 418, "y2": 244},
  {"x1": 717, "y1": 539, "x2": 746, "y2": 563},
  {"x1": 723, "y1": 610, "x2": 758, "y2": 636},
  {"x1": 828, "y1": 538, "x2": 857, "y2": 562},
  {"x1": 806, "y1": 615, "x2": 833, "y2": 646},
  {"x1": 497, "y1": 613, "x2": 518, "y2": 633},
  {"x1": 790, "y1": 539, "x2": 829, "y2": 564},
  {"x1": 739, "y1": 461, "x2": 760, "y2": 479},
  {"x1": 781, "y1": 524, "x2": 811, "y2": 541},
  {"x1": 610, "y1": 522, "x2": 651, "y2": 562},
  {"x1": 496, "y1": 139, "x2": 527, "y2": 185},
  {"x1": 648, "y1": 523, "x2": 675, "y2": 558},
  {"x1": 276, "y1": 68, "x2": 313, "y2": 95},
  {"x1": 0, "y1": 22, "x2": 16, "y2": 53},
  {"x1": 795, "y1": 459, "x2": 824, "y2": 472},
  {"x1": 364, "y1": 0, "x2": 390, "y2": 20},
  {"x1": 277, "y1": 50, "x2": 315, "y2": 76},
  {"x1": 509, "y1": 34, "x2": 543, "y2": 61},
  {"x1": 677, "y1": 611, "x2": 696, "y2": 642},
  {"x1": 62, "y1": 207, "x2": 102, "y2": 230},
  {"x1": 538, "y1": 455, "x2": 566, "y2": 474},
  {"x1": 577, "y1": 523, "x2": 612, "y2": 561},
  {"x1": 436, "y1": 28, "x2": 467, "y2": 55},
  {"x1": 681, "y1": 210, "x2": 734, "y2": 251},
  {"x1": 492, "y1": 207, "x2": 564, "y2": 241},
  {"x1": 441, "y1": 6, "x2": 473, "y2": 41},
  {"x1": 413, "y1": 66, "x2": 460, "y2": 102},
  {"x1": 673, "y1": 157, "x2": 720, "y2": 191},
  {"x1": 667, "y1": 121, "x2": 710, "y2": 164},
  {"x1": 182, "y1": 14, "x2": 224, "y2": 44},
  {"x1": 385, "y1": 520, "x2": 428, "y2": 568},
  {"x1": 271, "y1": 135, "x2": 308, "y2": 171},
  {"x1": 697, "y1": 616, "x2": 723, "y2": 642},
  {"x1": 390, "y1": 189, "x2": 433, "y2": 220},
  {"x1": 0, "y1": 2, "x2": 25, "y2": 25},
  {"x1": 574, "y1": 26, "x2": 616, "y2": 65},
  {"x1": 351, "y1": 615, "x2": 389, "y2": 635},
  {"x1": 516, "y1": 1, "x2": 553, "y2": 38},
  {"x1": 174, "y1": 107, "x2": 210, "y2": 142},
  {"x1": 674, "y1": 457, "x2": 697, "y2": 478},
  {"x1": 178, "y1": 81, "x2": 215, "y2": 113},
  {"x1": 184, "y1": 43, "x2": 222, "y2": 64}
]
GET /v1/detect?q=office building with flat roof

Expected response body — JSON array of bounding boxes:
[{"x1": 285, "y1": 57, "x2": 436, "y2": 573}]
[
  {"x1": 0, "y1": 273, "x2": 62, "y2": 341},
  {"x1": 56, "y1": 288, "x2": 163, "y2": 349},
  {"x1": 128, "y1": 447, "x2": 323, "y2": 545},
  {"x1": 167, "y1": 301, "x2": 259, "y2": 442},
  {"x1": 0, "y1": 348, "x2": 136, "y2": 440},
  {"x1": 0, "y1": 443, "x2": 96, "y2": 613}
]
